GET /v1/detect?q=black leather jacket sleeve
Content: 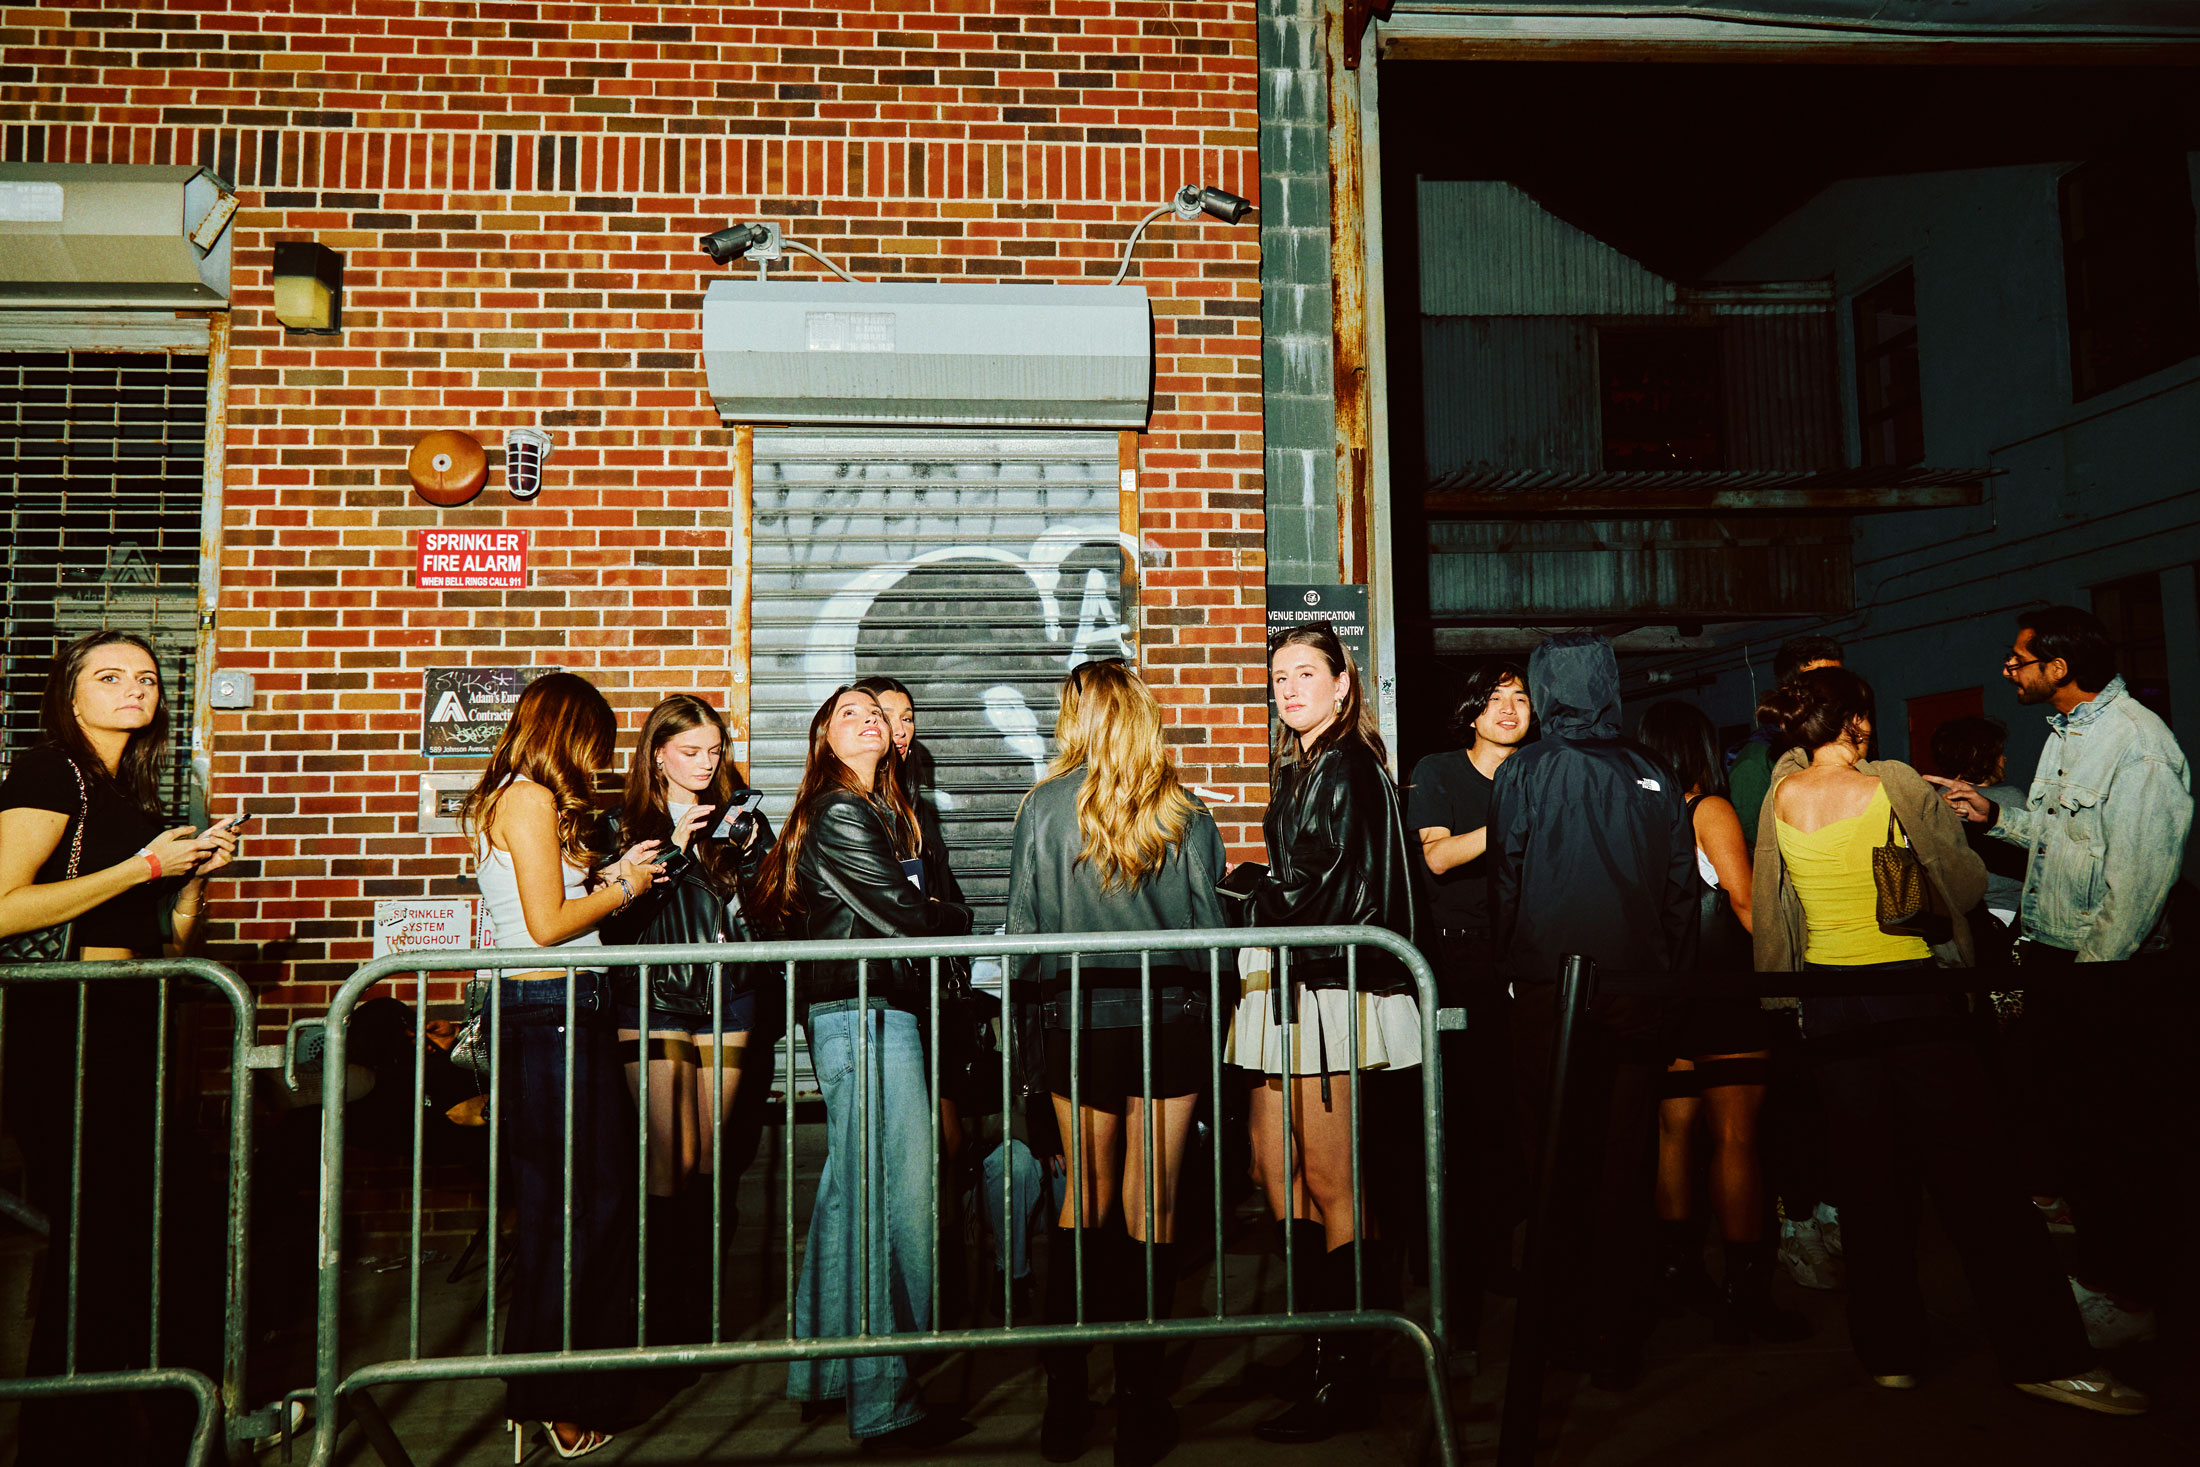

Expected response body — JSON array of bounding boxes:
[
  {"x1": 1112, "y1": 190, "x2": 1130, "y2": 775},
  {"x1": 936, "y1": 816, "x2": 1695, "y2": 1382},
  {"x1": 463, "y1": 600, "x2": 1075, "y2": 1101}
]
[
  {"x1": 1241, "y1": 745, "x2": 1417, "y2": 990},
  {"x1": 806, "y1": 793, "x2": 972, "y2": 942}
]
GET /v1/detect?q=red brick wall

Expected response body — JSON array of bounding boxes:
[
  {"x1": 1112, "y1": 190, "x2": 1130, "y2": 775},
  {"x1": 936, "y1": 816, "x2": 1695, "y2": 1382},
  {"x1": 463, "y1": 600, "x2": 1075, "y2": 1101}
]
[{"x1": 2, "y1": 2, "x2": 1269, "y2": 1039}]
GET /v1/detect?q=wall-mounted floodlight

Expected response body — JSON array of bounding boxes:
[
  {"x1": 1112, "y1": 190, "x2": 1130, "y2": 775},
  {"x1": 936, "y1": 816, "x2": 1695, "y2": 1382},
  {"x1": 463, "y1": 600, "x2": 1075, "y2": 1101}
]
[
  {"x1": 1112, "y1": 184, "x2": 1256, "y2": 286},
  {"x1": 272, "y1": 240, "x2": 344, "y2": 333},
  {"x1": 699, "y1": 221, "x2": 861, "y2": 283}
]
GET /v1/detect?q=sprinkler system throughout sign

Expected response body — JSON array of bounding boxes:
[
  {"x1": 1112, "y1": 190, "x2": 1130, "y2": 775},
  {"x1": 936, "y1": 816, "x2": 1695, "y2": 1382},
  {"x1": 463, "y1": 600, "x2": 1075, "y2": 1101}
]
[{"x1": 417, "y1": 528, "x2": 528, "y2": 589}]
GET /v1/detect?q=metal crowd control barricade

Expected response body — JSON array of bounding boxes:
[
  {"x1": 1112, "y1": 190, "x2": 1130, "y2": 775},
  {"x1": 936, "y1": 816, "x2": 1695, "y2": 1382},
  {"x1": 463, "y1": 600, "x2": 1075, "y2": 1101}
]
[
  {"x1": 0, "y1": 957, "x2": 260, "y2": 1467},
  {"x1": 306, "y1": 925, "x2": 1455, "y2": 1467},
  {"x1": 1495, "y1": 955, "x2": 2016, "y2": 1467}
]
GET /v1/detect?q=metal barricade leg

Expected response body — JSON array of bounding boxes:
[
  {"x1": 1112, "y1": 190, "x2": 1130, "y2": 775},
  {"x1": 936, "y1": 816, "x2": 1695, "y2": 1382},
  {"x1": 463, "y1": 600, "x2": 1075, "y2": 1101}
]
[{"x1": 1497, "y1": 954, "x2": 1594, "y2": 1467}]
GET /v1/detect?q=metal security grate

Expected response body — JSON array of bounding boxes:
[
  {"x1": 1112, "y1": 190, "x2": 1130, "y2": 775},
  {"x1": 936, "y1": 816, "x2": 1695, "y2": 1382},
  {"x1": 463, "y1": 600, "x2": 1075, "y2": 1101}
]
[
  {"x1": 750, "y1": 430, "x2": 1135, "y2": 936},
  {"x1": 0, "y1": 351, "x2": 206, "y2": 814}
]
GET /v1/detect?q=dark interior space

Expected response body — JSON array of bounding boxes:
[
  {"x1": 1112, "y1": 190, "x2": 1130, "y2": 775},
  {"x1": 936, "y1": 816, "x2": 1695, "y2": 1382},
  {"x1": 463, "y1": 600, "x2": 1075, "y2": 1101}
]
[{"x1": 1380, "y1": 61, "x2": 2200, "y2": 775}]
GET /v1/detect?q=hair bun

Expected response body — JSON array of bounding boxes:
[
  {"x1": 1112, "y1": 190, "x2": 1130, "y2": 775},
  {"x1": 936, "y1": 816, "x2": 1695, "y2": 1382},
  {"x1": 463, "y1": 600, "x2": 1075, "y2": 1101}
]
[{"x1": 1755, "y1": 680, "x2": 1811, "y2": 744}]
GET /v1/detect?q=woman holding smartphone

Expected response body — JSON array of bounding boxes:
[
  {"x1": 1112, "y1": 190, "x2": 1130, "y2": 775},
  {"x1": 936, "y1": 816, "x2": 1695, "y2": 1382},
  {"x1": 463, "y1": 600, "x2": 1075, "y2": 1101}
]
[
  {"x1": 751, "y1": 686, "x2": 974, "y2": 1448},
  {"x1": 604, "y1": 694, "x2": 774, "y2": 1349},
  {"x1": 468, "y1": 672, "x2": 668, "y2": 1460},
  {"x1": 0, "y1": 631, "x2": 241, "y2": 1462}
]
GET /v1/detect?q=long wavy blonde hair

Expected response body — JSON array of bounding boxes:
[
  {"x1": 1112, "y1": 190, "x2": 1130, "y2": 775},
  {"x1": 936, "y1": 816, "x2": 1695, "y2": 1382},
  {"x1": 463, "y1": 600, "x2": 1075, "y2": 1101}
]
[{"x1": 1037, "y1": 659, "x2": 1198, "y2": 894}]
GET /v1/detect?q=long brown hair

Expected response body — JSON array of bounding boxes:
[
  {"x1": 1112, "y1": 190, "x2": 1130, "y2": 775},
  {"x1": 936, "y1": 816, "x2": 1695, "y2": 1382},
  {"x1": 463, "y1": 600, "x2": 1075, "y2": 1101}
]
[
  {"x1": 40, "y1": 630, "x2": 172, "y2": 821},
  {"x1": 621, "y1": 694, "x2": 749, "y2": 893},
  {"x1": 1268, "y1": 623, "x2": 1387, "y2": 770},
  {"x1": 1034, "y1": 658, "x2": 1198, "y2": 893},
  {"x1": 749, "y1": 687, "x2": 921, "y2": 934},
  {"x1": 464, "y1": 672, "x2": 616, "y2": 868}
]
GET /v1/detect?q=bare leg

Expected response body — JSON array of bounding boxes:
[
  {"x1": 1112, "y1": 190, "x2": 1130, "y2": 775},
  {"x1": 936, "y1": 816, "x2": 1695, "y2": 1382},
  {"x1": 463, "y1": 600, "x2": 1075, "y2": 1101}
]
[
  {"x1": 1120, "y1": 1094, "x2": 1199, "y2": 1244},
  {"x1": 1051, "y1": 1094, "x2": 1124, "y2": 1229},
  {"x1": 619, "y1": 1030, "x2": 695, "y2": 1198},
  {"x1": 1658, "y1": 1060, "x2": 1701, "y2": 1223},
  {"x1": 690, "y1": 1032, "x2": 751, "y2": 1178},
  {"x1": 1247, "y1": 1077, "x2": 1320, "y2": 1225},
  {"x1": 1291, "y1": 1072, "x2": 1372, "y2": 1250},
  {"x1": 1698, "y1": 1053, "x2": 1771, "y2": 1244}
]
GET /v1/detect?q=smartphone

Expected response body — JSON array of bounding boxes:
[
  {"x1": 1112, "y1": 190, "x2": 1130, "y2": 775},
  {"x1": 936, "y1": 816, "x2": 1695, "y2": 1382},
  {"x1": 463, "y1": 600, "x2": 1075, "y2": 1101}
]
[
  {"x1": 224, "y1": 812, "x2": 254, "y2": 833},
  {"x1": 711, "y1": 791, "x2": 765, "y2": 841}
]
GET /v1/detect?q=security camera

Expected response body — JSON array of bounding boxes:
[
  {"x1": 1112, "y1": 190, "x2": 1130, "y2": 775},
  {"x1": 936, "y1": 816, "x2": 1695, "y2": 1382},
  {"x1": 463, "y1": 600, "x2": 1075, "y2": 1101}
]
[
  {"x1": 1174, "y1": 185, "x2": 1254, "y2": 225},
  {"x1": 699, "y1": 222, "x2": 774, "y2": 264}
]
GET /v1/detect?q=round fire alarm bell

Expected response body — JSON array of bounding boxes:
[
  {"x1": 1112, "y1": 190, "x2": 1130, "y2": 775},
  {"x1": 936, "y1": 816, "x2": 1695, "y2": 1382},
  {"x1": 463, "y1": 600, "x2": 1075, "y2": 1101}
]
[{"x1": 408, "y1": 431, "x2": 488, "y2": 506}]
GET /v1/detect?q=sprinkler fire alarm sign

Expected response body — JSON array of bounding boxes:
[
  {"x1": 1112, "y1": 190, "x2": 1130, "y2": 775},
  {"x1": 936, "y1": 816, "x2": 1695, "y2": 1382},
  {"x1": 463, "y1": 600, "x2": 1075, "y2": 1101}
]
[{"x1": 417, "y1": 528, "x2": 528, "y2": 589}]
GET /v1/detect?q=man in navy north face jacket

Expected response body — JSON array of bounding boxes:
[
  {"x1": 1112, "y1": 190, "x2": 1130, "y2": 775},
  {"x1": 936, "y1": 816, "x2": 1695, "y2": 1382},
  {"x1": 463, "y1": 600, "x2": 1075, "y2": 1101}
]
[{"x1": 1489, "y1": 632, "x2": 1696, "y2": 1386}]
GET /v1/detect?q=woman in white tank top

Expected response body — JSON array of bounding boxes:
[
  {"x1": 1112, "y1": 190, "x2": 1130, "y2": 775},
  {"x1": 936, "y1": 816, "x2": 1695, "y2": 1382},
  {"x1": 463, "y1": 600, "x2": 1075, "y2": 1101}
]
[{"x1": 464, "y1": 673, "x2": 665, "y2": 1460}]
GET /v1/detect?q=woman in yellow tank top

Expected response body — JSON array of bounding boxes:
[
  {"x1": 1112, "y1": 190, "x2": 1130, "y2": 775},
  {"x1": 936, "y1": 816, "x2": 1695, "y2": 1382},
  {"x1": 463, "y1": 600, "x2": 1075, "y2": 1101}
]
[{"x1": 1749, "y1": 666, "x2": 2145, "y2": 1417}]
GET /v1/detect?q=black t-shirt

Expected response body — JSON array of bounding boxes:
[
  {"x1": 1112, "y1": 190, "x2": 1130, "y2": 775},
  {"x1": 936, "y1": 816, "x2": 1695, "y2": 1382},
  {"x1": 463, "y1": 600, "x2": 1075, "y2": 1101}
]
[
  {"x1": 1405, "y1": 748, "x2": 1494, "y2": 934},
  {"x1": 0, "y1": 743, "x2": 166, "y2": 953}
]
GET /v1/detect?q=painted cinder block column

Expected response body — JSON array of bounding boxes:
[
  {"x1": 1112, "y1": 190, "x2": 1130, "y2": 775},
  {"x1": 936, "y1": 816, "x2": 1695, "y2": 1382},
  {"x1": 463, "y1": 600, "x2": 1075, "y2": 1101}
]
[{"x1": 1258, "y1": 0, "x2": 1341, "y2": 587}]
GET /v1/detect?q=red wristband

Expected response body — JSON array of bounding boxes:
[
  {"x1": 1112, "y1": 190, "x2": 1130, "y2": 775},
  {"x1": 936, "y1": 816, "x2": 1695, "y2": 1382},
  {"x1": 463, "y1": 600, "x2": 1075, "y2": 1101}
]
[{"x1": 141, "y1": 850, "x2": 163, "y2": 881}]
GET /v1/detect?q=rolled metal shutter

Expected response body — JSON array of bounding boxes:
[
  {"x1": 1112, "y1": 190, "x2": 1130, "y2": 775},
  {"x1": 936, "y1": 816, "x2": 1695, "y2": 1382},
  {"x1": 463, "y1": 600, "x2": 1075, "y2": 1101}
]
[
  {"x1": 0, "y1": 350, "x2": 206, "y2": 811},
  {"x1": 750, "y1": 429, "x2": 1135, "y2": 936}
]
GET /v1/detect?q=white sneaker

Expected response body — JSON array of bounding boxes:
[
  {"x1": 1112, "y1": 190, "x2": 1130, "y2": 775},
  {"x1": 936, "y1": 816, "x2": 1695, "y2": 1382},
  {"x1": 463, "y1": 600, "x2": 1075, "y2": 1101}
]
[
  {"x1": 1779, "y1": 1216, "x2": 1843, "y2": 1291},
  {"x1": 2070, "y1": 1277, "x2": 2159, "y2": 1350},
  {"x1": 2015, "y1": 1366, "x2": 2150, "y2": 1416},
  {"x1": 1813, "y1": 1202, "x2": 1844, "y2": 1257}
]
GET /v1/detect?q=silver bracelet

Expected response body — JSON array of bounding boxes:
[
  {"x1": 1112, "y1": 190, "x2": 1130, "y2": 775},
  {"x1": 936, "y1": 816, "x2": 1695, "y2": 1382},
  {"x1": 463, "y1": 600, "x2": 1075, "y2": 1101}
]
[{"x1": 612, "y1": 875, "x2": 636, "y2": 907}]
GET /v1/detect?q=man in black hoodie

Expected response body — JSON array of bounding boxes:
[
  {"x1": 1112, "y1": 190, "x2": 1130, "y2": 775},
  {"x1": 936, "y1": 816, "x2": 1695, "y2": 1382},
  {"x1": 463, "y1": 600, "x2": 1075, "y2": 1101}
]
[{"x1": 1490, "y1": 632, "x2": 1696, "y2": 1386}]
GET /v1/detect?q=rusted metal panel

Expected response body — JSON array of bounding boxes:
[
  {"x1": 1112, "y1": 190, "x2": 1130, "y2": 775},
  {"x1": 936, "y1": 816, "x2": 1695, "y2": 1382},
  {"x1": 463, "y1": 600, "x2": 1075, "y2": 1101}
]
[
  {"x1": 1422, "y1": 316, "x2": 1600, "y2": 477},
  {"x1": 728, "y1": 422, "x2": 754, "y2": 768},
  {"x1": 1720, "y1": 309, "x2": 1842, "y2": 470},
  {"x1": 1330, "y1": 7, "x2": 1373, "y2": 586},
  {"x1": 1417, "y1": 181, "x2": 1679, "y2": 317},
  {"x1": 1426, "y1": 515, "x2": 1855, "y2": 619}
]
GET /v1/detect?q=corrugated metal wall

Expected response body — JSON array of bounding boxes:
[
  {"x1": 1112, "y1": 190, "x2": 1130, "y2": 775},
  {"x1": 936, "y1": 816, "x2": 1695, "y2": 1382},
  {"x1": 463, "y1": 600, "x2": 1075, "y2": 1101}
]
[
  {"x1": 1719, "y1": 310, "x2": 1843, "y2": 471},
  {"x1": 1426, "y1": 516, "x2": 1854, "y2": 620},
  {"x1": 1418, "y1": 180, "x2": 1679, "y2": 317},
  {"x1": 749, "y1": 430, "x2": 1132, "y2": 934},
  {"x1": 1421, "y1": 317, "x2": 1600, "y2": 476},
  {"x1": 1422, "y1": 310, "x2": 1842, "y2": 479}
]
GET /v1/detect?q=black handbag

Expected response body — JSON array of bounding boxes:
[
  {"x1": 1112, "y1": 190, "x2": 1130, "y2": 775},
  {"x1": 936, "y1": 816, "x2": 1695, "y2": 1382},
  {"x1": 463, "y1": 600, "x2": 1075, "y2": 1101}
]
[{"x1": 0, "y1": 757, "x2": 90, "y2": 964}]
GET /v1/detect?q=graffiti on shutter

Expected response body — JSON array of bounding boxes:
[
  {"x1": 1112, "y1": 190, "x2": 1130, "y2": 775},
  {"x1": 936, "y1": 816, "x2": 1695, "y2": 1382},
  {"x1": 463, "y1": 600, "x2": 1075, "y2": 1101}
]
[{"x1": 750, "y1": 431, "x2": 1135, "y2": 935}]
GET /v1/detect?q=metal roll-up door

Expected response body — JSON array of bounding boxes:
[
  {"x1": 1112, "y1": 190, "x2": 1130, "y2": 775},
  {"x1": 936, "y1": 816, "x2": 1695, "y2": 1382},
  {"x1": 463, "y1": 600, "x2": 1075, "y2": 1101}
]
[
  {"x1": 750, "y1": 430, "x2": 1136, "y2": 937},
  {"x1": 1, "y1": 350, "x2": 206, "y2": 812}
]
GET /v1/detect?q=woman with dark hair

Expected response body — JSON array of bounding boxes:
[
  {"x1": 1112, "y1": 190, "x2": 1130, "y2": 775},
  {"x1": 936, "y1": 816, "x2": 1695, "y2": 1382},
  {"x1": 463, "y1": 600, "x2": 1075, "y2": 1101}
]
[
  {"x1": 751, "y1": 686, "x2": 974, "y2": 1448},
  {"x1": 603, "y1": 694, "x2": 774, "y2": 1347},
  {"x1": 0, "y1": 630, "x2": 242, "y2": 1460},
  {"x1": 468, "y1": 671, "x2": 669, "y2": 1459},
  {"x1": 1225, "y1": 623, "x2": 1420, "y2": 1445},
  {"x1": 851, "y1": 674, "x2": 965, "y2": 911},
  {"x1": 1635, "y1": 699, "x2": 1802, "y2": 1343},
  {"x1": 1008, "y1": 658, "x2": 1230, "y2": 1466},
  {"x1": 1753, "y1": 667, "x2": 2144, "y2": 1415}
]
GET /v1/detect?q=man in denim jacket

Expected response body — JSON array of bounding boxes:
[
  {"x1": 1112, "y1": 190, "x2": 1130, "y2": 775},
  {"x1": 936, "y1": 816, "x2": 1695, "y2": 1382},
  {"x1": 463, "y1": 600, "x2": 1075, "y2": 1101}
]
[{"x1": 1931, "y1": 605, "x2": 2191, "y2": 1356}]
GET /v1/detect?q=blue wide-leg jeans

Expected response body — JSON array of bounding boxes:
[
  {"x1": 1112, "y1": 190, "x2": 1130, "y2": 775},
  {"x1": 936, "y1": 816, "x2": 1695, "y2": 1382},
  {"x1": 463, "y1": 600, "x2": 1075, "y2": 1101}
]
[{"x1": 788, "y1": 1001, "x2": 936, "y2": 1437}]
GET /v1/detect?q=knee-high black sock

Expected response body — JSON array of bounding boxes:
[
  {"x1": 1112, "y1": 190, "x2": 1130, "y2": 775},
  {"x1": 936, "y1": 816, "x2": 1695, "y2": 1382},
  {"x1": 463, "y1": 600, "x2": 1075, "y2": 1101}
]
[{"x1": 1114, "y1": 1240, "x2": 1180, "y2": 1399}]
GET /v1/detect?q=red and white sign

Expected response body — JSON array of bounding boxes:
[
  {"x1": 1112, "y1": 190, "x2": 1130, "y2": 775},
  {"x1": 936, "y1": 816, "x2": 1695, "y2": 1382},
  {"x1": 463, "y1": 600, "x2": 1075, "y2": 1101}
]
[{"x1": 418, "y1": 528, "x2": 528, "y2": 589}]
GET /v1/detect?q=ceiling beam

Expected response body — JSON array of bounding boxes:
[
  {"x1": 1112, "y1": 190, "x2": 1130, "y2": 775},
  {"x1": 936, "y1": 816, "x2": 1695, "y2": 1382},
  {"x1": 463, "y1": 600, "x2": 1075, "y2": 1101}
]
[{"x1": 1425, "y1": 481, "x2": 1984, "y2": 514}]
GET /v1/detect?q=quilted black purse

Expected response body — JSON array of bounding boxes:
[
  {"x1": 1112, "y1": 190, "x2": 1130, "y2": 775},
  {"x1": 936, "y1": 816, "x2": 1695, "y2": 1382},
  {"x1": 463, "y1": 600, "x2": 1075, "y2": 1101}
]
[{"x1": 0, "y1": 757, "x2": 91, "y2": 964}]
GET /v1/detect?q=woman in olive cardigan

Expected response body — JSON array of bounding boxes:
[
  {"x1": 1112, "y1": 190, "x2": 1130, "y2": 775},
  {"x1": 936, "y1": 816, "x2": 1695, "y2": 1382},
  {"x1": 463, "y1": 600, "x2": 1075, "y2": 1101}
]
[{"x1": 1745, "y1": 666, "x2": 2142, "y2": 1415}]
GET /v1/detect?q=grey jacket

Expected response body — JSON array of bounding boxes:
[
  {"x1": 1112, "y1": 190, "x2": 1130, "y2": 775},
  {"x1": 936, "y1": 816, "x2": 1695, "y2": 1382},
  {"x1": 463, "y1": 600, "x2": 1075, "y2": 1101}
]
[
  {"x1": 1005, "y1": 768, "x2": 1232, "y2": 1028},
  {"x1": 1989, "y1": 676, "x2": 2192, "y2": 961}
]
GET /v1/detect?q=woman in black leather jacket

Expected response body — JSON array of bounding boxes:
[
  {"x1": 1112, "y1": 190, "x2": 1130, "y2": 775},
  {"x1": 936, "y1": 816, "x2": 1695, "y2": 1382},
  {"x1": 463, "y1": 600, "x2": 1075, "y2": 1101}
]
[
  {"x1": 1227, "y1": 623, "x2": 1421, "y2": 1445},
  {"x1": 1007, "y1": 658, "x2": 1231, "y2": 1467},
  {"x1": 749, "y1": 686, "x2": 974, "y2": 1449},
  {"x1": 602, "y1": 694, "x2": 773, "y2": 1346}
]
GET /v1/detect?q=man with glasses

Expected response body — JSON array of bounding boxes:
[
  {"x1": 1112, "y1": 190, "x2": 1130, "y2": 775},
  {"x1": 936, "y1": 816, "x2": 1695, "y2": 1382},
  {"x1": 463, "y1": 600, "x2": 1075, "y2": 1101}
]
[{"x1": 1929, "y1": 604, "x2": 2191, "y2": 1355}]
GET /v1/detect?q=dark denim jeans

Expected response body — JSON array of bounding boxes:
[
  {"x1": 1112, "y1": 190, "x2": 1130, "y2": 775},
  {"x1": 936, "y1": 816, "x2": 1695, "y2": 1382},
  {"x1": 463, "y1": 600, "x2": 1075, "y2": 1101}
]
[
  {"x1": 788, "y1": 1002, "x2": 936, "y2": 1437},
  {"x1": 498, "y1": 995, "x2": 638, "y2": 1428}
]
